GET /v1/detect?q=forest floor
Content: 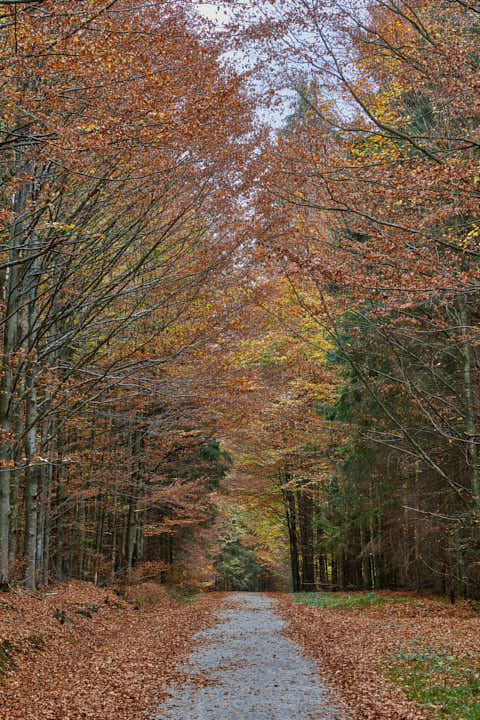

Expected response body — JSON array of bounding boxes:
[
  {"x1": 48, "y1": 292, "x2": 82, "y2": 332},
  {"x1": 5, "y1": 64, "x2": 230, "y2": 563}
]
[
  {"x1": 1, "y1": 585, "x2": 479, "y2": 720},
  {"x1": 277, "y1": 590, "x2": 480, "y2": 720},
  {"x1": 0, "y1": 580, "x2": 223, "y2": 720}
]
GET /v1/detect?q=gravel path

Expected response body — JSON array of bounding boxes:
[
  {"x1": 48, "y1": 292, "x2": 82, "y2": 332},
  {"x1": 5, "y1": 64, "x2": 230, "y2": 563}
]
[{"x1": 155, "y1": 593, "x2": 346, "y2": 720}]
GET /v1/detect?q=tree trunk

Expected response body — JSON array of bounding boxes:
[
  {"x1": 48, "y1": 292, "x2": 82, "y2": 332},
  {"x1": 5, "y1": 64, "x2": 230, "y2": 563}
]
[
  {"x1": 298, "y1": 485, "x2": 315, "y2": 591},
  {"x1": 283, "y1": 482, "x2": 301, "y2": 592},
  {"x1": 0, "y1": 146, "x2": 26, "y2": 584},
  {"x1": 459, "y1": 293, "x2": 480, "y2": 529},
  {"x1": 24, "y1": 382, "x2": 38, "y2": 591}
]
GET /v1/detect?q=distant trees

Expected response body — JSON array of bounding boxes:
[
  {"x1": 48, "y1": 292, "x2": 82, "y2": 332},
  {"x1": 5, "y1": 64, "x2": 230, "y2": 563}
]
[{"x1": 220, "y1": 0, "x2": 480, "y2": 597}]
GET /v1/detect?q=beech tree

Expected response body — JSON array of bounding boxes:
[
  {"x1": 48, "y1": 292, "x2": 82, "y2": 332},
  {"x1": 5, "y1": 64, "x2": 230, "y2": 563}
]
[{"x1": 0, "y1": 0, "x2": 256, "y2": 589}]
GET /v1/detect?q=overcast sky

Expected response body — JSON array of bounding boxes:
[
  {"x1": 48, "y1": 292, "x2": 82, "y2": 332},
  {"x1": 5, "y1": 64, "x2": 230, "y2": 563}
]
[{"x1": 195, "y1": 1, "x2": 296, "y2": 129}]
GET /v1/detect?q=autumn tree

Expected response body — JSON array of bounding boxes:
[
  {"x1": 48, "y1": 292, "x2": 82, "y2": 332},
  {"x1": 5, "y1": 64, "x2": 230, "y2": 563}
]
[
  {"x1": 0, "y1": 0, "x2": 257, "y2": 589},
  {"x1": 216, "y1": 0, "x2": 480, "y2": 596}
]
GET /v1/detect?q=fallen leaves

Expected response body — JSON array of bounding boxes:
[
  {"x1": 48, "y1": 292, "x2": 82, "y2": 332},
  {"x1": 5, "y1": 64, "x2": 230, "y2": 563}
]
[
  {"x1": 0, "y1": 580, "x2": 222, "y2": 720},
  {"x1": 276, "y1": 592, "x2": 480, "y2": 720}
]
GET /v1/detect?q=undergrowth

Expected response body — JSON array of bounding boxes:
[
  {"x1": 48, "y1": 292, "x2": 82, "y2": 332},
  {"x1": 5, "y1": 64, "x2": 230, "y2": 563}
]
[
  {"x1": 295, "y1": 591, "x2": 416, "y2": 610},
  {"x1": 164, "y1": 586, "x2": 199, "y2": 605},
  {"x1": 387, "y1": 640, "x2": 480, "y2": 720},
  {"x1": 122, "y1": 581, "x2": 167, "y2": 609}
]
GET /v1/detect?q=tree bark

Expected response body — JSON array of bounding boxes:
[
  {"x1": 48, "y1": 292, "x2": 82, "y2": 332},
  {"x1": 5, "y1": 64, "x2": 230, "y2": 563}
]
[
  {"x1": 459, "y1": 293, "x2": 480, "y2": 529},
  {"x1": 283, "y1": 479, "x2": 301, "y2": 592},
  {"x1": 0, "y1": 145, "x2": 26, "y2": 584},
  {"x1": 298, "y1": 485, "x2": 315, "y2": 591}
]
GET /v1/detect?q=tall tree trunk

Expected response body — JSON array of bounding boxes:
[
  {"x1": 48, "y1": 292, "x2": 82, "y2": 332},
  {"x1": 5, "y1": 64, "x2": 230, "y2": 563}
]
[
  {"x1": 78, "y1": 499, "x2": 86, "y2": 579},
  {"x1": 36, "y1": 416, "x2": 50, "y2": 583},
  {"x1": 55, "y1": 428, "x2": 65, "y2": 581},
  {"x1": 126, "y1": 425, "x2": 143, "y2": 576},
  {"x1": 8, "y1": 397, "x2": 23, "y2": 571},
  {"x1": 24, "y1": 381, "x2": 38, "y2": 590},
  {"x1": 94, "y1": 499, "x2": 106, "y2": 585},
  {"x1": 0, "y1": 145, "x2": 26, "y2": 584},
  {"x1": 111, "y1": 488, "x2": 117, "y2": 583},
  {"x1": 43, "y1": 456, "x2": 53, "y2": 585},
  {"x1": 23, "y1": 218, "x2": 42, "y2": 591},
  {"x1": 298, "y1": 485, "x2": 315, "y2": 591},
  {"x1": 459, "y1": 292, "x2": 480, "y2": 530},
  {"x1": 283, "y1": 479, "x2": 301, "y2": 592},
  {"x1": 360, "y1": 526, "x2": 371, "y2": 589}
]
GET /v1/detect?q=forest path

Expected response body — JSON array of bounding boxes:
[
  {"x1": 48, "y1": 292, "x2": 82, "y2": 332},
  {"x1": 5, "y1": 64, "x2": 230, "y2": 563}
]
[{"x1": 154, "y1": 593, "x2": 346, "y2": 720}]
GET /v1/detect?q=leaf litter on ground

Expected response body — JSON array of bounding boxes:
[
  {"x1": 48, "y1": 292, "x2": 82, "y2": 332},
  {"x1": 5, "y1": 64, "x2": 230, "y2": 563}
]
[
  {"x1": 276, "y1": 591, "x2": 480, "y2": 720},
  {"x1": 0, "y1": 580, "x2": 223, "y2": 720}
]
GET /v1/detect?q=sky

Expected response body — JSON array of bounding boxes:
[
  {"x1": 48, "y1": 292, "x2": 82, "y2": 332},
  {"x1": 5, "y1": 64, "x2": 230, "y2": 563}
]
[{"x1": 195, "y1": 1, "x2": 297, "y2": 129}]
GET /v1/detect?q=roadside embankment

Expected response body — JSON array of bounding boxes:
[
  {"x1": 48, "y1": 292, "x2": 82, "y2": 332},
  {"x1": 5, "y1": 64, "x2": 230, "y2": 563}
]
[{"x1": 0, "y1": 580, "x2": 221, "y2": 720}]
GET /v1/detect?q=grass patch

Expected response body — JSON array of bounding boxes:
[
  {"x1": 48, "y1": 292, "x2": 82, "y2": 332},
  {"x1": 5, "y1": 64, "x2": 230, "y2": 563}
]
[
  {"x1": 295, "y1": 591, "x2": 421, "y2": 610},
  {"x1": 387, "y1": 641, "x2": 480, "y2": 720},
  {"x1": 296, "y1": 591, "x2": 389, "y2": 609}
]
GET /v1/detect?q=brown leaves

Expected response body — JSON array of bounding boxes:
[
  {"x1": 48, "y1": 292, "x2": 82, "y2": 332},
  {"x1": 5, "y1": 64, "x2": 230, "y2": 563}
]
[
  {"x1": 0, "y1": 580, "x2": 222, "y2": 720},
  {"x1": 276, "y1": 592, "x2": 480, "y2": 720}
]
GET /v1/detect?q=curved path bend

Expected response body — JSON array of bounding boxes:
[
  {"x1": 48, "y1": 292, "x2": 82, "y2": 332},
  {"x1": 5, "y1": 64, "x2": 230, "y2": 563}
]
[{"x1": 155, "y1": 593, "x2": 346, "y2": 720}]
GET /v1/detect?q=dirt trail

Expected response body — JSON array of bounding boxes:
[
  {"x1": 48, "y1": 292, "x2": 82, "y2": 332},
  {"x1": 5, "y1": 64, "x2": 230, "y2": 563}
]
[{"x1": 155, "y1": 593, "x2": 346, "y2": 720}]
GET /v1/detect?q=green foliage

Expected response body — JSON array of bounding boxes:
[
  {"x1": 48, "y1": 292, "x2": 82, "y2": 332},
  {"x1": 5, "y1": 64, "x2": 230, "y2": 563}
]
[
  {"x1": 401, "y1": 91, "x2": 436, "y2": 137},
  {"x1": 387, "y1": 641, "x2": 480, "y2": 720},
  {"x1": 284, "y1": 87, "x2": 323, "y2": 134},
  {"x1": 215, "y1": 501, "x2": 288, "y2": 591},
  {"x1": 216, "y1": 537, "x2": 261, "y2": 591}
]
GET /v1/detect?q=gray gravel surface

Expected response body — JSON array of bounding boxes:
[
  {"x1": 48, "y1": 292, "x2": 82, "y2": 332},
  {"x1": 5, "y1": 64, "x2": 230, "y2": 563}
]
[{"x1": 155, "y1": 593, "x2": 346, "y2": 720}]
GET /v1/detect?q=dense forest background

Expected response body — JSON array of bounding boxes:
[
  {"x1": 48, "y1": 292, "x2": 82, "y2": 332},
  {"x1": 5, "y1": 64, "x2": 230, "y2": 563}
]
[{"x1": 0, "y1": 0, "x2": 479, "y2": 601}]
